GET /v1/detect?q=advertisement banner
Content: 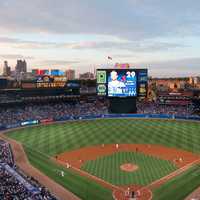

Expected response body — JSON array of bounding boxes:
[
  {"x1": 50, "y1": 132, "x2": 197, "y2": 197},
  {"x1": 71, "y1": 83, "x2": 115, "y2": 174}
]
[
  {"x1": 40, "y1": 118, "x2": 54, "y2": 124},
  {"x1": 21, "y1": 120, "x2": 39, "y2": 126},
  {"x1": 6, "y1": 123, "x2": 20, "y2": 129}
]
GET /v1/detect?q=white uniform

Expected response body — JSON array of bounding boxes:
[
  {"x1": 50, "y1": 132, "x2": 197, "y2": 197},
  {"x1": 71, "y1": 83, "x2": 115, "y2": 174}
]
[{"x1": 108, "y1": 80, "x2": 125, "y2": 95}]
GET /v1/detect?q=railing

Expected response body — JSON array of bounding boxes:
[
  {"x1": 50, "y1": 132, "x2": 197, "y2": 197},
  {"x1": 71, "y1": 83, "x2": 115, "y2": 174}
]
[{"x1": 1, "y1": 113, "x2": 200, "y2": 130}]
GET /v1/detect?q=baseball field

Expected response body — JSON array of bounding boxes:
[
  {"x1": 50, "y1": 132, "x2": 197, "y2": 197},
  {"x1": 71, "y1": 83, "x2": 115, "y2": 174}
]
[{"x1": 5, "y1": 118, "x2": 200, "y2": 200}]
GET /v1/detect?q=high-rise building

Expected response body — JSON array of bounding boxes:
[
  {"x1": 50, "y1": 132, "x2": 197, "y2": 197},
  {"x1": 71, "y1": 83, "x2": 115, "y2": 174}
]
[
  {"x1": 15, "y1": 60, "x2": 27, "y2": 74},
  {"x1": 2, "y1": 61, "x2": 11, "y2": 77},
  {"x1": 65, "y1": 69, "x2": 75, "y2": 80},
  {"x1": 15, "y1": 60, "x2": 27, "y2": 80}
]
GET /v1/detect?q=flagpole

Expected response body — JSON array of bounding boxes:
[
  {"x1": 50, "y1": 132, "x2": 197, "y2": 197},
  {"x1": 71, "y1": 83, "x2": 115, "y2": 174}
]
[{"x1": 107, "y1": 56, "x2": 113, "y2": 69}]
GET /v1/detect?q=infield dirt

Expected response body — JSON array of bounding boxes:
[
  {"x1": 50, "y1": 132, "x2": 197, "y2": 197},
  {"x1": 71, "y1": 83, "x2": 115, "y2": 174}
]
[
  {"x1": 56, "y1": 143, "x2": 199, "y2": 169},
  {"x1": 56, "y1": 143, "x2": 200, "y2": 200}
]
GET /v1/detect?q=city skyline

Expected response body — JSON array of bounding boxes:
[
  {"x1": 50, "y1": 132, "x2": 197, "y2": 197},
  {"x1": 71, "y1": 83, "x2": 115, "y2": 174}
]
[{"x1": 0, "y1": 0, "x2": 200, "y2": 77}]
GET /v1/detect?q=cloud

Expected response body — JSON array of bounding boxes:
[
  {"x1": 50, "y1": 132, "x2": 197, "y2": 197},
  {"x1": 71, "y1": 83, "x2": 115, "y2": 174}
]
[
  {"x1": 111, "y1": 54, "x2": 137, "y2": 59},
  {"x1": 134, "y1": 57, "x2": 200, "y2": 77},
  {"x1": 0, "y1": 36, "x2": 186, "y2": 52},
  {"x1": 0, "y1": 37, "x2": 57, "y2": 49},
  {"x1": 0, "y1": 37, "x2": 21, "y2": 43},
  {"x1": 75, "y1": 41, "x2": 186, "y2": 52},
  {"x1": 0, "y1": 54, "x2": 34, "y2": 59},
  {"x1": 36, "y1": 60, "x2": 81, "y2": 66},
  {"x1": 0, "y1": 1, "x2": 199, "y2": 77},
  {"x1": 0, "y1": 0, "x2": 200, "y2": 41}
]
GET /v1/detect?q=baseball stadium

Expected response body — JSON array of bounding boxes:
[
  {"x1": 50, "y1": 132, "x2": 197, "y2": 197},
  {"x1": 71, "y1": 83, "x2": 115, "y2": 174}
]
[
  {"x1": 1, "y1": 67, "x2": 200, "y2": 200},
  {"x1": 3, "y1": 117, "x2": 200, "y2": 200},
  {"x1": 1, "y1": 1, "x2": 200, "y2": 199}
]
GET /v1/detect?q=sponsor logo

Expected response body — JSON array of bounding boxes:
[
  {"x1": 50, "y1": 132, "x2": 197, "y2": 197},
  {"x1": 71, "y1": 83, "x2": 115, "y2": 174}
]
[{"x1": 97, "y1": 71, "x2": 106, "y2": 84}]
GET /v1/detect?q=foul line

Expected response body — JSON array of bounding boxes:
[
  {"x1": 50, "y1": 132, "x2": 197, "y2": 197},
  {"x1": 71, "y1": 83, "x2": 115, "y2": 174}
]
[
  {"x1": 56, "y1": 159, "x2": 124, "y2": 192},
  {"x1": 147, "y1": 158, "x2": 200, "y2": 190},
  {"x1": 134, "y1": 158, "x2": 200, "y2": 200},
  {"x1": 57, "y1": 159, "x2": 155, "y2": 200}
]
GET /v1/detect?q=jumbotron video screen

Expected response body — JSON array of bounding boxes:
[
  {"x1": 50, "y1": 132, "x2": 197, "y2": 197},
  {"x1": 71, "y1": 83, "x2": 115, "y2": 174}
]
[
  {"x1": 96, "y1": 68, "x2": 148, "y2": 97},
  {"x1": 108, "y1": 70, "x2": 137, "y2": 97}
]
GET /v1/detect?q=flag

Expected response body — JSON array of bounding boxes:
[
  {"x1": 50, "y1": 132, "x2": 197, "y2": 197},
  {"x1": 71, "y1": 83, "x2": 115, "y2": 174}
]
[{"x1": 108, "y1": 56, "x2": 112, "y2": 60}]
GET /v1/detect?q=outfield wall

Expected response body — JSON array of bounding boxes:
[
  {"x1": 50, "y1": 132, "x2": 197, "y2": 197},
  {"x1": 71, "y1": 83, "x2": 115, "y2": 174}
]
[{"x1": 1, "y1": 113, "x2": 200, "y2": 130}]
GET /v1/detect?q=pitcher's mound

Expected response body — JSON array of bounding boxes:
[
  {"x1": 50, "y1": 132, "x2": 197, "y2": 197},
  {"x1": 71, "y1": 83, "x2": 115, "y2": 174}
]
[{"x1": 120, "y1": 163, "x2": 138, "y2": 172}]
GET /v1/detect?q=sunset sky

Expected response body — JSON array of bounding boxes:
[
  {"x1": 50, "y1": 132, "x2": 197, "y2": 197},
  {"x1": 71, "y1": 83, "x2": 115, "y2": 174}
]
[{"x1": 0, "y1": 0, "x2": 200, "y2": 77}]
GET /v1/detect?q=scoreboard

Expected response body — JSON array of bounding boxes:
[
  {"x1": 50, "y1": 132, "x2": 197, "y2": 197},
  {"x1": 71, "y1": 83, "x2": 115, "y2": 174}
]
[
  {"x1": 36, "y1": 75, "x2": 67, "y2": 88},
  {"x1": 96, "y1": 68, "x2": 148, "y2": 98},
  {"x1": 21, "y1": 75, "x2": 67, "y2": 89}
]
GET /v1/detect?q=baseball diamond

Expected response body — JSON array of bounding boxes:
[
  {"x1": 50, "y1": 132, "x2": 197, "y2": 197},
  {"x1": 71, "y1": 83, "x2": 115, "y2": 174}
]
[
  {"x1": 2, "y1": 2, "x2": 200, "y2": 200},
  {"x1": 5, "y1": 118, "x2": 200, "y2": 200}
]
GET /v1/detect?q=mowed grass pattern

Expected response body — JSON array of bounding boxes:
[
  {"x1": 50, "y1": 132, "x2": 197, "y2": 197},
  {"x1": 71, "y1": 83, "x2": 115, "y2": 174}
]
[
  {"x1": 6, "y1": 119, "x2": 200, "y2": 200},
  {"x1": 8, "y1": 119, "x2": 200, "y2": 155},
  {"x1": 24, "y1": 145, "x2": 113, "y2": 200},
  {"x1": 82, "y1": 151, "x2": 177, "y2": 185},
  {"x1": 153, "y1": 164, "x2": 200, "y2": 200}
]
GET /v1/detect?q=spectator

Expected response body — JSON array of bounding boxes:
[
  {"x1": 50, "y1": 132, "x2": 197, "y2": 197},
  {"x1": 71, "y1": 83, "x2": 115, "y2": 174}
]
[{"x1": 0, "y1": 140, "x2": 58, "y2": 200}]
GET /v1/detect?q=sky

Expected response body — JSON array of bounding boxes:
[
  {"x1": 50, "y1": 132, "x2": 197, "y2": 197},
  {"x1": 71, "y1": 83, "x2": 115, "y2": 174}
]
[{"x1": 0, "y1": 0, "x2": 200, "y2": 77}]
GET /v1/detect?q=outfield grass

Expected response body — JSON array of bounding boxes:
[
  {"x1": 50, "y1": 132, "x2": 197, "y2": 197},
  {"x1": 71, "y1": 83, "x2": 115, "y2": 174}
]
[
  {"x1": 82, "y1": 151, "x2": 177, "y2": 185},
  {"x1": 24, "y1": 145, "x2": 112, "y2": 200},
  {"x1": 7, "y1": 119, "x2": 200, "y2": 155},
  {"x1": 6, "y1": 119, "x2": 200, "y2": 200},
  {"x1": 153, "y1": 164, "x2": 200, "y2": 200}
]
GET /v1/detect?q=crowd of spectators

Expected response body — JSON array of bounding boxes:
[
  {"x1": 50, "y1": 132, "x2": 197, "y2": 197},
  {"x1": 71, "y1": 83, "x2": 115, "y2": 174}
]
[
  {"x1": 137, "y1": 101, "x2": 195, "y2": 116},
  {"x1": 0, "y1": 99, "x2": 198, "y2": 128},
  {"x1": 0, "y1": 167, "x2": 33, "y2": 200},
  {"x1": 0, "y1": 100, "x2": 199, "y2": 199},
  {"x1": 0, "y1": 140, "x2": 14, "y2": 167},
  {"x1": 0, "y1": 100, "x2": 108, "y2": 127},
  {"x1": 0, "y1": 140, "x2": 58, "y2": 200}
]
